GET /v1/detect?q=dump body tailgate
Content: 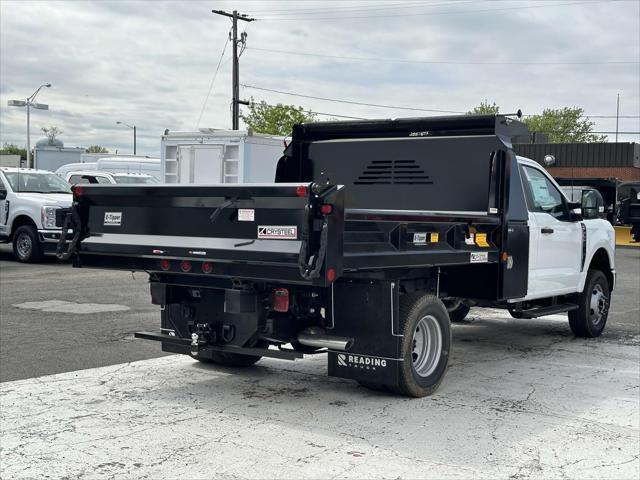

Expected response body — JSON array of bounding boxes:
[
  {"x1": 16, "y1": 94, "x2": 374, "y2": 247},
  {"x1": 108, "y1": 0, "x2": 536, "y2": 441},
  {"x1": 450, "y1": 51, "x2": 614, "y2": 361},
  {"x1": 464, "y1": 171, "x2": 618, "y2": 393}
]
[{"x1": 67, "y1": 183, "x2": 344, "y2": 285}]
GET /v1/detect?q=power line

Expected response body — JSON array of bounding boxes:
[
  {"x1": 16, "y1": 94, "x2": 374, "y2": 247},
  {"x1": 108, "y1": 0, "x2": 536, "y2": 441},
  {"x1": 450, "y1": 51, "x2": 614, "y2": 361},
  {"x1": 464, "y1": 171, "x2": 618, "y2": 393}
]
[
  {"x1": 242, "y1": 84, "x2": 640, "y2": 120},
  {"x1": 258, "y1": 103, "x2": 366, "y2": 120},
  {"x1": 256, "y1": 0, "x2": 613, "y2": 21},
  {"x1": 241, "y1": 84, "x2": 465, "y2": 114},
  {"x1": 196, "y1": 34, "x2": 230, "y2": 129},
  {"x1": 248, "y1": 0, "x2": 473, "y2": 15},
  {"x1": 246, "y1": 46, "x2": 637, "y2": 66}
]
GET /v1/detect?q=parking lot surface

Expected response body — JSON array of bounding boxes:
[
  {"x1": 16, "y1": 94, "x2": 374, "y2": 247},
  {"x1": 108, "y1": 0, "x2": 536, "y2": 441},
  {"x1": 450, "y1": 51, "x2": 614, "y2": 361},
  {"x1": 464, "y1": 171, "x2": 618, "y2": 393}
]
[{"x1": 1, "y1": 247, "x2": 639, "y2": 478}]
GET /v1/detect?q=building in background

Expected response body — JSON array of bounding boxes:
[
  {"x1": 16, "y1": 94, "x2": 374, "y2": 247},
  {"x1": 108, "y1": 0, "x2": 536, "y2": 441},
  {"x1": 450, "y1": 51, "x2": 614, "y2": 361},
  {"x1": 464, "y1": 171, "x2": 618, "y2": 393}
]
[{"x1": 513, "y1": 142, "x2": 640, "y2": 181}]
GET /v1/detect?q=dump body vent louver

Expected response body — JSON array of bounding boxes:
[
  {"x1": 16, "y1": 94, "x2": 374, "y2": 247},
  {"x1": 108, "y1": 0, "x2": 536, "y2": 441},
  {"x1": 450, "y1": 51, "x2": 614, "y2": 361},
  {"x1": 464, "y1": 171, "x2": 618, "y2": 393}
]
[{"x1": 354, "y1": 160, "x2": 433, "y2": 185}]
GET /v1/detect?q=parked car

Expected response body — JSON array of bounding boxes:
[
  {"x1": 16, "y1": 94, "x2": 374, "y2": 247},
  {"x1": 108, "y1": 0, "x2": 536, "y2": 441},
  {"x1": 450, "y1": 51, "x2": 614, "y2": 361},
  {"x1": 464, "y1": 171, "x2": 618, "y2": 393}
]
[
  {"x1": 55, "y1": 162, "x2": 98, "y2": 178},
  {"x1": 0, "y1": 167, "x2": 72, "y2": 262},
  {"x1": 96, "y1": 156, "x2": 161, "y2": 181},
  {"x1": 55, "y1": 156, "x2": 161, "y2": 181},
  {"x1": 64, "y1": 171, "x2": 159, "y2": 185}
]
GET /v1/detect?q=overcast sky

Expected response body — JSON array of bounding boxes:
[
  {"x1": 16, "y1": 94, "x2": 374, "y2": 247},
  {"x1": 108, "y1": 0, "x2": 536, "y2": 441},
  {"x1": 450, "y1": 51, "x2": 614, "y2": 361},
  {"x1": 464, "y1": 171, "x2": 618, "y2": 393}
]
[{"x1": 1, "y1": 0, "x2": 638, "y2": 156}]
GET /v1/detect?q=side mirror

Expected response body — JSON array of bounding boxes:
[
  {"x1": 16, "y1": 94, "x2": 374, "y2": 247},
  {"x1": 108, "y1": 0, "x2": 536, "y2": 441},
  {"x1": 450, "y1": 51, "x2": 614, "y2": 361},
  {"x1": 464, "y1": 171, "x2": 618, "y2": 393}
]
[
  {"x1": 568, "y1": 201, "x2": 583, "y2": 222},
  {"x1": 0, "y1": 190, "x2": 7, "y2": 200}
]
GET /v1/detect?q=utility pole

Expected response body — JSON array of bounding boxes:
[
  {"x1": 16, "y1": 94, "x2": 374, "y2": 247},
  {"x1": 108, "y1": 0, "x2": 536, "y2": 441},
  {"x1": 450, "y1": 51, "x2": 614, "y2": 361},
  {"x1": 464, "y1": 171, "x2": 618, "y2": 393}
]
[
  {"x1": 212, "y1": 9, "x2": 254, "y2": 130},
  {"x1": 615, "y1": 93, "x2": 620, "y2": 143}
]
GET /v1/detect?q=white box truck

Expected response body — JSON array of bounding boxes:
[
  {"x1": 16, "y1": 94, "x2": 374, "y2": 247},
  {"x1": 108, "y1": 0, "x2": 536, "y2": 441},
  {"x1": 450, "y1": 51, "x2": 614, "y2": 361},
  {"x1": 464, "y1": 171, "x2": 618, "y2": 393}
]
[{"x1": 161, "y1": 129, "x2": 285, "y2": 184}]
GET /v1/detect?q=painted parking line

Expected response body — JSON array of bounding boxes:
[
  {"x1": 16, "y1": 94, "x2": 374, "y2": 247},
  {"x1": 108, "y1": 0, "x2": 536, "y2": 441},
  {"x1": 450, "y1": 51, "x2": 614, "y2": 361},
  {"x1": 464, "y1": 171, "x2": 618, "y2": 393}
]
[{"x1": 1, "y1": 311, "x2": 638, "y2": 479}]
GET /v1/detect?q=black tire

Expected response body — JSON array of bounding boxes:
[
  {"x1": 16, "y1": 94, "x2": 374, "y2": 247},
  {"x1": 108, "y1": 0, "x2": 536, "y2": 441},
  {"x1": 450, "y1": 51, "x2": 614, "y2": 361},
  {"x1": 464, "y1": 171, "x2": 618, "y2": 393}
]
[
  {"x1": 12, "y1": 225, "x2": 43, "y2": 263},
  {"x1": 392, "y1": 293, "x2": 452, "y2": 398},
  {"x1": 568, "y1": 269, "x2": 610, "y2": 338},
  {"x1": 448, "y1": 303, "x2": 471, "y2": 322}
]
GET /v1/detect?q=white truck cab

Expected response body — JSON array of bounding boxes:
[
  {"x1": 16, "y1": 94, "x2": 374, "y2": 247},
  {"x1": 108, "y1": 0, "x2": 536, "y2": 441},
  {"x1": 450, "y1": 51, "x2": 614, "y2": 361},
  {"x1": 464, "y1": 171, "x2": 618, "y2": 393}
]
[
  {"x1": 0, "y1": 167, "x2": 73, "y2": 262},
  {"x1": 516, "y1": 157, "x2": 615, "y2": 300}
]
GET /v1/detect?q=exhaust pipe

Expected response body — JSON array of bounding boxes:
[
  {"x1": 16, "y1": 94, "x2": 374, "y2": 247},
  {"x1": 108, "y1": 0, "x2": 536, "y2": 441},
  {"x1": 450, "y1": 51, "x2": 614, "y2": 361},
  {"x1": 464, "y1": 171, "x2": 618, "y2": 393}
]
[{"x1": 297, "y1": 327, "x2": 353, "y2": 351}]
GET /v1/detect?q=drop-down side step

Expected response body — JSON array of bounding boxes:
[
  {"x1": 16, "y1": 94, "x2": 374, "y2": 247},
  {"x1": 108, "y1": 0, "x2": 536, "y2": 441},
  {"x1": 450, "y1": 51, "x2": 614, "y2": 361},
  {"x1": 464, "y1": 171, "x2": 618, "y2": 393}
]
[{"x1": 519, "y1": 303, "x2": 579, "y2": 319}]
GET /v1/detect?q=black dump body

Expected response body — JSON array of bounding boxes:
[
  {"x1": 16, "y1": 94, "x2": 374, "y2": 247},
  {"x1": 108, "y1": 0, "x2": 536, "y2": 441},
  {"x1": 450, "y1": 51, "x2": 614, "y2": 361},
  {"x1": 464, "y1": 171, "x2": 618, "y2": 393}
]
[{"x1": 65, "y1": 115, "x2": 530, "y2": 301}]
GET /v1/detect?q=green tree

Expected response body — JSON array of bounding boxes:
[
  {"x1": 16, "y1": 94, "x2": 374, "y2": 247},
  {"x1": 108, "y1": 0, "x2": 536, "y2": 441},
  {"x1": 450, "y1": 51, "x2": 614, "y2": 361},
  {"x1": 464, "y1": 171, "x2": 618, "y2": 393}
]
[
  {"x1": 240, "y1": 99, "x2": 316, "y2": 136},
  {"x1": 86, "y1": 145, "x2": 109, "y2": 153},
  {"x1": 41, "y1": 126, "x2": 63, "y2": 144},
  {"x1": 523, "y1": 107, "x2": 607, "y2": 143},
  {"x1": 467, "y1": 100, "x2": 500, "y2": 115},
  {"x1": 0, "y1": 143, "x2": 27, "y2": 158}
]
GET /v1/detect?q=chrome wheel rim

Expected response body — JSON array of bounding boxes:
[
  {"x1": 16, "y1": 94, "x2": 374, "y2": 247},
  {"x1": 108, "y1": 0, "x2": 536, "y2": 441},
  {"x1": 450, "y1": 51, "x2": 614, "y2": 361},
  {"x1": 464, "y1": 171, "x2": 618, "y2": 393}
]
[
  {"x1": 16, "y1": 233, "x2": 32, "y2": 259},
  {"x1": 412, "y1": 315, "x2": 442, "y2": 377},
  {"x1": 589, "y1": 283, "x2": 607, "y2": 326}
]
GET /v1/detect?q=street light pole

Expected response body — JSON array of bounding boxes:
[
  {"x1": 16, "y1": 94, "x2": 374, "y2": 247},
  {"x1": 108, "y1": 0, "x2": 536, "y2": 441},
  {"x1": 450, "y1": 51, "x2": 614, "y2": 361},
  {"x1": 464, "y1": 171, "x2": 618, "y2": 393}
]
[
  {"x1": 116, "y1": 121, "x2": 137, "y2": 155},
  {"x1": 26, "y1": 102, "x2": 30, "y2": 166},
  {"x1": 7, "y1": 83, "x2": 51, "y2": 167}
]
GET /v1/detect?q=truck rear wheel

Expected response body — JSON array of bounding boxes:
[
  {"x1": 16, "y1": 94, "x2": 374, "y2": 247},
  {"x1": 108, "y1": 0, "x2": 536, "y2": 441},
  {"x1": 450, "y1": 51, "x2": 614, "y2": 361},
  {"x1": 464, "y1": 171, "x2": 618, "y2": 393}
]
[
  {"x1": 568, "y1": 269, "x2": 610, "y2": 338},
  {"x1": 393, "y1": 293, "x2": 451, "y2": 397},
  {"x1": 13, "y1": 225, "x2": 43, "y2": 263}
]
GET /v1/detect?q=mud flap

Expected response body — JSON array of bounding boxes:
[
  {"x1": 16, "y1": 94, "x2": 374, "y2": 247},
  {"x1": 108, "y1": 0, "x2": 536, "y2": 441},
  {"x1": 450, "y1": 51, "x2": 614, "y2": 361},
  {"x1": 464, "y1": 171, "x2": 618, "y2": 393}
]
[
  {"x1": 328, "y1": 351, "x2": 402, "y2": 386},
  {"x1": 326, "y1": 279, "x2": 404, "y2": 388}
]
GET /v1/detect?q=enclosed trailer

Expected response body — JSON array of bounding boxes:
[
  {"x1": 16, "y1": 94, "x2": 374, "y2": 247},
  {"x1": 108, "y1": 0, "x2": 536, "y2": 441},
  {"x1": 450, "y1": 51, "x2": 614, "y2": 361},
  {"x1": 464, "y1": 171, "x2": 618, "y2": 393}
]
[{"x1": 161, "y1": 129, "x2": 285, "y2": 185}]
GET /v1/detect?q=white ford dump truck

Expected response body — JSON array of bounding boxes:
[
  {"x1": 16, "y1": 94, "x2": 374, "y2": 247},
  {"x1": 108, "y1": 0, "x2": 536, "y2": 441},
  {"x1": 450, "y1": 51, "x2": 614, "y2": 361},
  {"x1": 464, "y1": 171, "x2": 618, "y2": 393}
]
[
  {"x1": 0, "y1": 167, "x2": 72, "y2": 262},
  {"x1": 57, "y1": 115, "x2": 616, "y2": 397}
]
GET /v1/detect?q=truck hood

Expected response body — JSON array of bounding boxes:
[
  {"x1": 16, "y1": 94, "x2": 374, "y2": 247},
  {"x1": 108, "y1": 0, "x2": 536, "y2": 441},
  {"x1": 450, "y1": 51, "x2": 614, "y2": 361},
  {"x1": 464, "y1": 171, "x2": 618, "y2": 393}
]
[{"x1": 14, "y1": 192, "x2": 73, "y2": 207}]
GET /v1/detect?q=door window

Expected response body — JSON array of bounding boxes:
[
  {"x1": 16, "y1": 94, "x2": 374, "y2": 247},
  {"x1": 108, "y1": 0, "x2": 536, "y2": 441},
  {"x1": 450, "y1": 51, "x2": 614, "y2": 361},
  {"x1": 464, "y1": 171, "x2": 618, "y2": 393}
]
[{"x1": 522, "y1": 166, "x2": 567, "y2": 219}]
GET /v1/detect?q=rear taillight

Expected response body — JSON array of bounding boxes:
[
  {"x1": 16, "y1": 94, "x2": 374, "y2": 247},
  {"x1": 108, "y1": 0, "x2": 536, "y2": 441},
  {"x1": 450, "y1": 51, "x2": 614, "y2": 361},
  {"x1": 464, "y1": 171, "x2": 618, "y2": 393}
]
[
  {"x1": 202, "y1": 262, "x2": 213, "y2": 274},
  {"x1": 296, "y1": 185, "x2": 308, "y2": 197},
  {"x1": 73, "y1": 185, "x2": 84, "y2": 200},
  {"x1": 272, "y1": 288, "x2": 289, "y2": 312},
  {"x1": 180, "y1": 260, "x2": 192, "y2": 272},
  {"x1": 160, "y1": 259, "x2": 171, "y2": 271},
  {"x1": 320, "y1": 204, "x2": 333, "y2": 215},
  {"x1": 326, "y1": 268, "x2": 336, "y2": 283}
]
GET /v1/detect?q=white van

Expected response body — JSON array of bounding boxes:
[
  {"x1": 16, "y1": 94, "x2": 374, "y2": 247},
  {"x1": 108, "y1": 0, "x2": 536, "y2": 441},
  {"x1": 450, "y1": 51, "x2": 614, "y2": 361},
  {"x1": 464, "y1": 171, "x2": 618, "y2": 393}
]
[
  {"x1": 96, "y1": 156, "x2": 160, "y2": 181},
  {"x1": 55, "y1": 162, "x2": 98, "y2": 177}
]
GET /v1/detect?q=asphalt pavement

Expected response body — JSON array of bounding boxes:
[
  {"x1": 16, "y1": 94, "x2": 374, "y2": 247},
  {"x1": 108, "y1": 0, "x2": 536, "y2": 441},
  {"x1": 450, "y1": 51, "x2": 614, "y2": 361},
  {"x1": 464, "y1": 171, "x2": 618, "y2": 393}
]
[
  {"x1": 1, "y1": 244, "x2": 638, "y2": 382},
  {"x1": 0, "y1": 244, "x2": 168, "y2": 382},
  {"x1": 0, "y1": 245, "x2": 638, "y2": 478}
]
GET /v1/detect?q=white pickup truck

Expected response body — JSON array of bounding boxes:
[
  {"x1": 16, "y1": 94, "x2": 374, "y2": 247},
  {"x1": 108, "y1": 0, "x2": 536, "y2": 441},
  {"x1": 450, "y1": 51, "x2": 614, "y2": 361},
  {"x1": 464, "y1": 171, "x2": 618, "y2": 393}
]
[{"x1": 0, "y1": 167, "x2": 72, "y2": 262}]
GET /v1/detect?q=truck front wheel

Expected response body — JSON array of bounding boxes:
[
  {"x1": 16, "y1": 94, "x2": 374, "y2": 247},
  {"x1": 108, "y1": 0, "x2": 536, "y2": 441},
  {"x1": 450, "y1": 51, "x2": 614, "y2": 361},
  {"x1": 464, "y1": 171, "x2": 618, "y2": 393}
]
[
  {"x1": 568, "y1": 269, "x2": 610, "y2": 338},
  {"x1": 12, "y1": 225, "x2": 43, "y2": 263},
  {"x1": 393, "y1": 293, "x2": 452, "y2": 397}
]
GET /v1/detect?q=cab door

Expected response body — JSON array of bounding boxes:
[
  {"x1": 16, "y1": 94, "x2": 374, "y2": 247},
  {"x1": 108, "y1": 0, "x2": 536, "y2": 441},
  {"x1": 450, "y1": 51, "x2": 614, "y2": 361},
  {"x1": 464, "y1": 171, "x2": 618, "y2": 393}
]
[{"x1": 520, "y1": 165, "x2": 582, "y2": 298}]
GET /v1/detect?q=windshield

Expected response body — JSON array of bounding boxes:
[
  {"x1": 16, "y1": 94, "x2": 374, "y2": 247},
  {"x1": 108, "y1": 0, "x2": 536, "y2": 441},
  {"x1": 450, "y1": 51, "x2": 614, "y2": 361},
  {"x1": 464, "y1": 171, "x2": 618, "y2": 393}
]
[
  {"x1": 113, "y1": 175, "x2": 159, "y2": 184},
  {"x1": 4, "y1": 172, "x2": 71, "y2": 193}
]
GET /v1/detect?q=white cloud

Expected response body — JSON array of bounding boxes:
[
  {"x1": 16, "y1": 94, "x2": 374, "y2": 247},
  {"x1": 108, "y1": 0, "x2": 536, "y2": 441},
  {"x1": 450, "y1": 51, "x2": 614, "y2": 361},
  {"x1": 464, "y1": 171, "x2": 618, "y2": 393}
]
[{"x1": 1, "y1": 0, "x2": 638, "y2": 157}]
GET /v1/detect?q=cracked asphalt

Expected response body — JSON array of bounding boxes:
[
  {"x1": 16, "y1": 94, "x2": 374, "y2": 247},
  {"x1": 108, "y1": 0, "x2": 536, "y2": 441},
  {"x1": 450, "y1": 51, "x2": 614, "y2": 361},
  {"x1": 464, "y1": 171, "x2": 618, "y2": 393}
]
[{"x1": 0, "y1": 246, "x2": 638, "y2": 478}]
